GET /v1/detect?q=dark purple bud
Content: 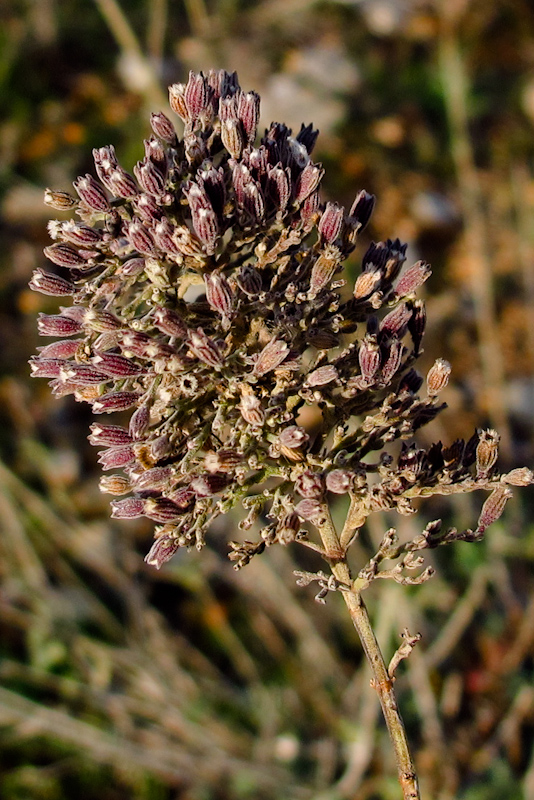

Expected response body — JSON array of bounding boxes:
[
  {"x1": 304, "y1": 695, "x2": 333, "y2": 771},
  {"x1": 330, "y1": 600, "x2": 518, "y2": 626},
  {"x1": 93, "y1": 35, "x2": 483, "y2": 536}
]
[
  {"x1": 29, "y1": 357, "x2": 65, "y2": 378},
  {"x1": 44, "y1": 188, "x2": 78, "y2": 210},
  {"x1": 60, "y1": 363, "x2": 108, "y2": 385},
  {"x1": 395, "y1": 261, "x2": 432, "y2": 297},
  {"x1": 253, "y1": 338, "x2": 289, "y2": 376},
  {"x1": 73, "y1": 174, "x2": 110, "y2": 212},
  {"x1": 188, "y1": 329, "x2": 223, "y2": 367},
  {"x1": 111, "y1": 496, "x2": 146, "y2": 519},
  {"x1": 29, "y1": 269, "x2": 77, "y2": 296},
  {"x1": 295, "y1": 163, "x2": 324, "y2": 203},
  {"x1": 92, "y1": 352, "x2": 145, "y2": 377},
  {"x1": 145, "y1": 535, "x2": 181, "y2": 569},
  {"x1": 348, "y1": 190, "x2": 375, "y2": 232},
  {"x1": 294, "y1": 499, "x2": 323, "y2": 521},
  {"x1": 37, "y1": 313, "x2": 82, "y2": 337},
  {"x1": 476, "y1": 429, "x2": 500, "y2": 480},
  {"x1": 296, "y1": 123, "x2": 319, "y2": 155},
  {"x1": 476, "y1": 487, "x2": 512, "y2": 533},
  {"x1": 237, "y1": 91, "x2": 260, "y2": 143},
  {"x1": 144, "y1": 497, "x2": 186, "y2": 523},
  {"x1": 295, "y1": 470, "x2": 324, "y2": 499},
  {"x1": 306, "y1": 327, "x2": 339, "y2": 349},
  {"x1": 318, "y1": 202, "x2": 344, "y2": 244},
  {"x1": 198, "y1": 163, "x2": 225, "y2": 217},
  {"x1": 98, "y1": 445, "x2": 136, "y2": 470},
  {"x1": 190, "y1": 473, "x2": 229, "y2": 497},
  {"x1": 231, "y1": 162, "x2": 250, "y2": 207},
  {"x1": 358, "y1": 335, "x2": 381, "y2": 383},
  {"x1": 168, "y1": 83, "x2": 188, "y2": 120},
  {"x1": 133, "y1": 194, "x2": 163, "y2": 223},
  {"x1": 380, "y1": 303, "x2": 412, "y2": 337},
  {"x1": 134, "y1": 159, "x2": 166, "y2": 197},
  {"x1": 243, "y1": 182, "x2": 265, "y2": 223},
  {"x1": 305, "y1": 364, "x2": 339, "y2": 387},
  {"x1": 133, "y1": 466, "x2": 173, "y2": 491},
  {"x1": 205, "y1": 271, "x2": 233, "y2": 317},
  {"x1": 129, "y1": 403, "x2": 151, "y2": 439},
  {"x1": 309, "y1": 249, "x2": 339, "y2": 296},
  {"x1": 408, "y1": 300, "x2": 426, "y2": 353},
  {"x1": 150, "y1": 111, "x2": 177, "y2": 144},
  {"x1": 326, "y1": 469, "x2": 354, "y2": 494},
  {"x1": 44, "y1": 243, "x2": 87, "y2": 268},
  {"x1": 279, "y1": 425, "x2": 309, "y2": 449},
  {"x1": 128, "y1": 220, "x2": 157, "y2": 255},
  {"x1": 99, "y1": 474, "x2": 131, "y2": 495},
  {"x1": 89, "y1": 423, "x2": 133, "y2": 446},
  {"x1": 237, "y1": 266, "x2": 262, "y2": 296},
  {"x1": 92, "y1": 391, "x2": 141, "y2": 414},
  {"x1": 267, "y1": 165, "x2": 290, "y2": 212},
  {"x1": 37, "y1": 339, "x2": 82, "y2": 359},
  {"x1": 152, "y1": 308, "x2": 187, "y2": 338},
  {"x1": 426, "y1": 359, "x2": 451, "y2": 397}
]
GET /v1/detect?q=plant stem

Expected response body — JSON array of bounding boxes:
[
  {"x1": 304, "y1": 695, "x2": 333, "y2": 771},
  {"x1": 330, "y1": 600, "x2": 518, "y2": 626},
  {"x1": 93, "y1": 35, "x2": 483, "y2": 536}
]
[{"x1": 317, "y1": 506, "x2": 420, "y2": 799}]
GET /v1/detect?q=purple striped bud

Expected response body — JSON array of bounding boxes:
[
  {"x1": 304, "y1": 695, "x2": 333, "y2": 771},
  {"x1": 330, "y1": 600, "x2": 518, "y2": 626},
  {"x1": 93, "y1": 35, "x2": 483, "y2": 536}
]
[
  {"x1": 145, "y1": 535, "x2": 181, "y2": 569},
  {"x1": 380, "y1": 303, "x2": 412, "y2": 337},
  {"x1": 120, "y1": 331, "x2": 153, "y2": 357},
  {"x1": 99, "y1": 474, "x2": 131, "y2": 495},
  {"x1": 92, "y1": 391, "x2": 141, "y2": 414},
  {"x1": 150, "y1": 434, "x2": 171, "y2": 461},
  {"x1": 119, "y1": 257, "x2": 146, "y2": 277},
  {"x1": 231, "y1": 162, "x2": 251, "y2": 207},
  {"x1": 476, "y1": 487, "x2": 512, "y2": 533},
  {"x1": 44, "y1": 188, "x2": 78, "y2": 210},
  {"x1": 134, "y1": 159, "x2": 166, "y2": 197},
  {"x1": 309, "y1": 249, "x2": 339, "y2": 296},
  {"x1": 60, "y1": 363, "x2": 108, "y2": 385},
  {"x1": 107, "y1": 167, "x2": 138, "y2": 199},
  {"x1": 144, "y1": 136, "x2": 167, "y2": 168},
  {"x1": 153, "y1": 308, "x2": 188, "y2": 338},
  {"x1": 318, "y1": 202, "x2": 344, "y2": 244},
  {"x1": 190, "y1": 473, "x2": 229, "y2": 497},
  {"x1": 153, "y1": 218, "x2": 181, "y2": 255},
  {"x1": 129, "y1": 404, "x2": 151, "y2": 438},
  {"x1": 476, "y1": 429, "x2": 500, "y2": 480},
  {"x1": 128, "y1": 220, "x2": 157, "y2": 255},
  {"x1": 133, "y1": 194, "x2": 163, "y2": 223},
  {"x1": 243, "y1": 182, "x2": 265, "y2": 223},
  {"x1": 29, "y1": 357, "x2": 65, "y2": 378},
  {"x1": 426, "y1": 359, "x2": 451, "y2": 397},
  {"x1": 168, "y1": 82, "x2": 188, "y2": 120},
  {"x1": 150, "y1": 112, "x2": 177, "y2": 144},
  {"x1": 253, "y1": 338, "x2": 289, "y2": 376},
  {"x1": 325, "y1": 469, "x2": 354, "y2": 494},
  {"x1": 89, "y1": 423, "x2": 133, "y2": 446},
  {"x1": 144, "y1": 497, "x2": 185, "y2": 523},
  {"x1": 191, "y1": 206, "x2": 219, "y2": 253},
  {"x1": 184, "y1": 71, "x2": 211, "y2": 121},
  {"x1": 29, "y1": 269, "x2": 77, "y2": 296},
  {"x1": 60, "y1": 222, "x2": 103, "y2": 247},
  {"x1": 170, "y1": 487, "x2": 195, "y2": 508},
  {"x1": 73, "y1": 174, "x2": 110, "y2": 212},
  {"x1": 300, "y1": 191, "x2": 320, "y2": 228},
  {"x1": 358, "y1": 335, "x2": 381, "y2": 383},
  {"x1": 37, "y1": 339, "x2": 82, "y2": 359},
  {"x1": 188, "y1": 329, "x2": 223, "y2": 367},
  {"x1": 237, "y1": 91, "x2": 260, "y2": 143},
  {"x1": 205, "y1": 272, "x2": 233, "y2": 317},
  {"x1": 294, "y1": 499, "x2": 323, "y2": 522},
  {"x1": 240, "y1": 386, "x2": 265, "y2": 427},
  {"x1": 98, "y1": 445, "x2": 136, "y2": 470},
  {"x1": 295, "y1": 470, "x2": 324, "y2": 499},
  {"x1": 381, "y1": 338, "x2": 404, "y2": 383},
  {"x1": 395, "y1": 261, "x2": 432, "y2": 297},
  {"x1": 37, "y1": 313, "x2": 83, "y2": 337},
  {"x1": 133, "y1": 466, "x2": 173, "y2": 491},
  {"x1": 266, "y1": 165, "x2": 290, "y2": 212},
  {"x1": 295, "y1": 163, "x2": 324, "y2": 203},
  {"x1": 92, "y1": 352, "x2": 145, "y2": 377},
  {"x1": 305, "y1": 365, "x2": 339, "y2": 387},
  {"x1": 111, "y1": 497, "x2": 146, "y2": 519},
  {"x1": 44, "y1": 243, "x2": 87, "y2": 268},
  {"x1": 92, "y1": 145, "x2": 119, "y2": 186}
]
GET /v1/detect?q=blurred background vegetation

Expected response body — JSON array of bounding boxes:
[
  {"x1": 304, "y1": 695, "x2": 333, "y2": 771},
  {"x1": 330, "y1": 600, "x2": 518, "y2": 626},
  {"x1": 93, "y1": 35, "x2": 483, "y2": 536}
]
[{"x1": 1, "y1": 0, "x2": 534, "y2": 798}]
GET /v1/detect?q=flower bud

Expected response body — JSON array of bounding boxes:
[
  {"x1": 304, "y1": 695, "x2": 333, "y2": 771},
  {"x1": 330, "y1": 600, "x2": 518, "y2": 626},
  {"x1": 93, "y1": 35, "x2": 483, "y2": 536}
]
[
  {"x1": 395, "y1": 261, "x2": 432, "y2": 297},
  {"x1": 295, "y1": 163, "x2": 324, "y2": 203},
  {"x1": 92, "y1": 352, "x2": 145, "y2": 377},
  {"x1": 129, "y1": 404, "x2": 151, "y2": 439},
  {"x1": 348, "y1": 190, "x2": 375, "y2": 231},
  {"x1": 325, "y1": 469, "x2": 354, "y2": 494},
  {"x1": 44, "y1": 188, "x2": 78, "y2": 210},
  {"x1": 133, "y1": 466, "x2": 173, "y2": 491},
  {"x1": 294, "y1": 499, "x2": 323, "y2": 522},
  {"x1": 99, "y1": 475, "x2": 131, "y2": 495},
  {"x1": 253, "y1": 338, "x2": 289, "y2": 376},
  {"x1": 237, "y1": 91, "x2": 260, "y2": 143},
  {"x1": 190, "y1": 473, "x2": 229, "y2": 497},
  {"x1": 37, "y1": 339, "x2": 82, "y2": 359},
  {"x1": 380, "y1": 303, "x2": 412, "y2": 337},
  {"x1": 353, "y1": 268, "x2": 382, "y2": 300},
  {"x1": 305, "y1": 365, "x2": 338, "y2": 387},
  {"x1": 128, "y1": 220, "x2": 157, "y2": 255},
  {"x1": 295, "y1": 470, "x2": 324, "y2": 499},
  {"x1": 237, "y1": 266, "x2": 262, "y2": 296},
  {"x1": 188, "y1": 329, "x2": 223, "y2": 367},
  {"x1": 89, "y1": 423, "x2": 133, "y2": 446},
  {"x1": 168, "y1": 82, "x2": 187, "y2": 120},
  {"x1": 476, "y1": 487, "x2": 512, "y2": 533},
  {"x1": 503, "y1": 468, "x2": 534, "y2": 486},
  {"x1": 92, "y1": 391, "x2": 141, "y2": 414},
  {"x1": 358, "y1": 335, "x2": 380, "y2": 384},
  {"x1": 73, "y1": 174, "x2": 110, "y2": 212},
  {"x1": 309, "y1": 249, "x2": 339, "y2": 296},
  {"x1": 276, "y1": 512, "x2": 301, "y2": 545},
  {"x1": 426, "y1": 359, "x2": 451, "y2": 397},
  {"x1": 204, "y1": 450, "x2": 243, "y2": 473},
  {"x1": 476, "y1": 429, "x2": 500, "y2": 480},
  {"x1": 318, "y1": 202, "x2": 344, "y2": 244},
  {"x1": 111, "y1": 497, "x2": 146, "y2": 518},
  {"x1": 29, "y1": 357, "x2": 65, "y2": 378},
  {"x1": 240, "y1": 385, "x2": 265, "y2": 427},
  {"x1": 144, "y1": 497, "x2": 186, "y2": 523},
  {"x1": 37, "y1": 313, "x2": 83, "y2": 337},
  {"x1": 145, "y1": 535, "x2": 181, "y2": 569},
  {"x1": 205, "y1": 271, "x2": 233, "y2": 318},
  {"x1": 150, "y1": 111, "x2": 177, "y2": 144},
  {"x1": 44, "y1": 243, "x2": 87, "y2": 268},
  {"x1": 98, "y1": 445, "x2": 136, "y2": 470}
]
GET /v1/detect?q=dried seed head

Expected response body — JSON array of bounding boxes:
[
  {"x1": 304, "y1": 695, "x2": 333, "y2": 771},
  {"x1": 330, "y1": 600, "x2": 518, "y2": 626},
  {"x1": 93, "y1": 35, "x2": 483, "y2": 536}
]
[
  {"x1": 325, "y1": 469, "x2": 354, "y2": 494},
  {"x1": 503, "y1": 467, "x2": 534, "y2": 486},
  {"x1": 99, "y1": 474, "x2": 132, "y2": 495},
  {"x1": 305, "y1": 365, "x2": 338, "y2": 387},
  {"x1": 240, "y1": 384, "x2": 265, "y2": 427},
  {"x1": 426, "y1": 359, "x2": 451, "y2": 397},
  {"x1": 276, "y1": 512, "x2": 301, "y2": 545},
  {"x1": 309, "y1": 248, "x2": 340, "y2": 296},
  {"x1": 353, "y1": 268, "x2": 382, "y2": 300},
  {"x1": 476, "y1": 429, "x2": 500, "y2": 480},
  {"x1": 295, "y1": 470, "x2": 324, "y2": 499},
  {"x1": 44, "y1": 189, "x2": 78, "y2": 210},
  {"x1": 168, "y1": 82, "x2": 188, "y2": 120}
]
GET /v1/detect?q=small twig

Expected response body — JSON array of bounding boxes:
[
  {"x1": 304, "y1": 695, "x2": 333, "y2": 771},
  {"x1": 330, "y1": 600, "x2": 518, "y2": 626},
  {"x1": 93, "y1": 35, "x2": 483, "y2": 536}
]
[
  {"x1": 294, "y1": 570, "x2": 351, "y2": 604},
  {"x1": 388, "y1": 628, "x2": 422, "y2": 680}
]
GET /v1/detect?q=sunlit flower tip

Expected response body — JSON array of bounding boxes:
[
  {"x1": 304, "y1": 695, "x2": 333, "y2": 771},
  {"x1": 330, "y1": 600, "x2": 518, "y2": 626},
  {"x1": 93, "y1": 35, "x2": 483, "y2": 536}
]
[
  {"x1": 88, "y1": 423, "x2": 133, "y2": 446},
  {"x1": 110, "y1": 497, "x2": 146, "y2": 519},
  {"x1": 92, "y1": 391, "x2": 141, "y2": 414},
  {"x1": 476, "y1": 487, "x2": 512, "y2": 533},
  {"x1": 294, "y1": 498, "x2": 323, "y2": 521},
  {"x1": 253, "y1": 338, "x2": 290, "y2": 376},
  {"x1": 44, "y1": 188, "x2": 78, "y2": 210},
  {"x1": 187, "y1": 329, "x2": 223, "y2": 367},
  {"x1": 144, "y1": 497, "x2": 185, "y2": 523},
  {"x1": 325, "y1": 469, "x2": 354, "y2": 494},
  {"x1": 44, "y1": 243, "x2": 87, "y2": 268},
  {"x1": 475, "y1": 429, "x2": 500, "y2": 480},
  {"x1": 426, "y1": 358, "x2": 451, "y2": 397},
  {"x1": 99, "y1": 474, "x2": 131, "y2": 495},
  {"x1": 353, "y1": 268, "x2": 382, "y2": 300},
  {"x1": 168, "y1": 82, "x2": 188, "y2": 120},
  {"x1": 98, "y1": 445, "x2": 136, "y2": 470},
  {"x1": 348, "y1": 190, "x2": 375, "y2": 231},
  {"x1": 295, "y1": 470, "x2": 324, "y2": 499},
  {"x1": 380, "y1": 303, "x2": 412, "y2": 337},
  {"x1": 395, "y1": 261, "x2": 432, "y2": 297},
  {"x1": 318, "y1": 202, "x2": 344, "y2": 244},
  {"x1": 73, "y1": 174, "x2": 110, "y2": 212},
  {"x1": 29, "y1": 269, "x2": 77, "y2": 296},
  {"x1": 239, "y1": 385, "x2": 265, "y2": 427},
  {"x1": 295, "y1": 163, "x2": 324, "y2": 203},
  {"x1": 190, "y1": 473, "x2": 229, "y2": 497},
  {"x1": 204, "y1": 272, "x2": 233, "y2": 317},
  {"x1": 37, "y1": 313, "x2": 83, "y2": 337},
  {"x1": 309, "y1": 250, "x2": 339, "y2": 296},
  {"x1": 503, "y1": 467, "x2": 534, "y2": 486},
  {"x1": 277, "y1": 512, "x2": 301, "y2": 545},
  {"x1": 204, "y1": 450, "x2": 243, "y2": 473},
  {"x1": 221, "y1": 118, "x2": 246, "y2": 160},
  {"x1": 144, "y1": 535, "x2": 181, "y2": 570},
  {"x1": 150, "y1": 111, "x2": 177, "y2": 144},
  {"x1": 305, "y1": 365, "x2": 338, "y2": 387},
  {"x1": 358, "y1": 335, "x2": 381, "y2": 383}
]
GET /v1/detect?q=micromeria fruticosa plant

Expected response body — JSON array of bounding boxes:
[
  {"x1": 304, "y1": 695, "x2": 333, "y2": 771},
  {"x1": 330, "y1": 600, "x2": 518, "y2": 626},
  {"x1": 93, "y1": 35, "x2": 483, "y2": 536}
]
[{"x1": 30, "y1": 69, "x2": 532, "y2": 799}]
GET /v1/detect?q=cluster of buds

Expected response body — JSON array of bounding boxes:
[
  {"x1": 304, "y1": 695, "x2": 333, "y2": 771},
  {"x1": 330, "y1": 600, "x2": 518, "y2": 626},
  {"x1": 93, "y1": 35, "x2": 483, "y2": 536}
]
[{"x1": 31, "y1": 69, "x2": 532, "y2": 573}]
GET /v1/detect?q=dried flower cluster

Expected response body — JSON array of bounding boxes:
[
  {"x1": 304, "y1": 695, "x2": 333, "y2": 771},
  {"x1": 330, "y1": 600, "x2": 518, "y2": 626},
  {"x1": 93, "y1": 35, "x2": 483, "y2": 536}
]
[{"x1": 31, "y1": 69, "x2": 532, "y2": 576}]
